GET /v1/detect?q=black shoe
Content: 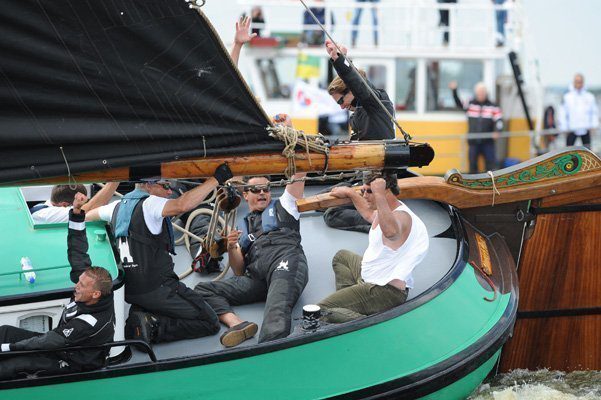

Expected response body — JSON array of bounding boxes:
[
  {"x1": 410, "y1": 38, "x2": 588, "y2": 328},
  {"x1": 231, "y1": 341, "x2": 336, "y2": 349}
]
[
  {"x1": 219, "y1": 321, "x2": 258, "y2": 348},
  {"x1": 125, "y1": 311, "x2": 159, "y2": 344}
]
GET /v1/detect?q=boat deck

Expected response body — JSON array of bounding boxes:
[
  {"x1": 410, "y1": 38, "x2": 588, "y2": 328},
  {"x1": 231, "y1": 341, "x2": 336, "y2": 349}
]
[{"x1": 125, "y1": 186, "x2": 457, "y2": 364}]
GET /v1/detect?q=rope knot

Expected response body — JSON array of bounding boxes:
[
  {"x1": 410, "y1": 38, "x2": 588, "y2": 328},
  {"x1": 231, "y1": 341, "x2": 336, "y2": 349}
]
[{"x1": 267, "y1": 125, "x2": 329, "y2": 179}]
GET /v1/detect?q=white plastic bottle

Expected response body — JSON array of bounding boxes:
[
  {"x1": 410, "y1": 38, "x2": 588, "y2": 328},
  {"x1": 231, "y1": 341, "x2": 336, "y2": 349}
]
[{"x1": 20, "y1": 257, "x2": 36, "y2": 284}]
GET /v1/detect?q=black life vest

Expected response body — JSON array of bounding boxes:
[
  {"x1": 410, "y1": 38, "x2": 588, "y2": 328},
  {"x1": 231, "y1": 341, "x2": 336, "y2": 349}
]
[{"x1": 115, "y1": 198, "x2": 178, "y2": 296}]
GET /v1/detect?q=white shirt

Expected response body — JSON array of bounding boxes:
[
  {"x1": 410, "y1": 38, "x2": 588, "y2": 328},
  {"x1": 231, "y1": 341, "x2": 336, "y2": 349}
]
[
  {"x1": 360, "y1": 202, "x2": 429, "y2": 288},
  {"x1": 31, "y1": 200, "x2": 71, "y2": 224},
  {"x1": 559, "y1": 88, "x2": 599, "y2": 136},
  {"x1": 97, "y1": 196, "x2": 169, "y2": 235}
]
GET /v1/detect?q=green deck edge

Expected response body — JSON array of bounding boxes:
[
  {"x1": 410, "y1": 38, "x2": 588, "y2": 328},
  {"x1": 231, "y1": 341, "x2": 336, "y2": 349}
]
[{"x1": 2, "y1": 265, "x2": 511, "y2": 400}]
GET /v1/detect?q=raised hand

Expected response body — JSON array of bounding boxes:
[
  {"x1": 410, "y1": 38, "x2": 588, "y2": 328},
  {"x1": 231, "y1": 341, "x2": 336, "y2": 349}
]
[
  {"x1": 370, "y1": 178, "x2": 387, "y2": 196},
  {"x1": 72, "y1": 192, "x2": 88, "y2": 213},
  {"x1": 235, "y1": 15, "x2": 257, "y2": 45}
]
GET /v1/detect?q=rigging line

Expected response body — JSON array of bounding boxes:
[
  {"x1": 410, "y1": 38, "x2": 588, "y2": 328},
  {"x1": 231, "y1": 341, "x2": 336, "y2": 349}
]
[
  {"x1": 59, "y1": 146, "x2": 78, "y2": 190},
  {"x1": 487, "y1": 170, "x2": 501, "y2": 207},
  {"x1": 298, "y1": 0, "x2": 412, "y2": 143}
]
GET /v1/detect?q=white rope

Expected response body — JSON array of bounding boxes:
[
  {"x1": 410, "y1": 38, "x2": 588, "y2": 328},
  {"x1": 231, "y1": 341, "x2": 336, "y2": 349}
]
[{"x1": 487, "y1": 170, "x2": 501, "y2": 206}]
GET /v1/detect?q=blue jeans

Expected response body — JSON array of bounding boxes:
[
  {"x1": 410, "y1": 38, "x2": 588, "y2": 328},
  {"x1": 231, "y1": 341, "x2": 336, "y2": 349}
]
[
  {"x1": 494, "y1": 0, "x2": 507, "y2": 40},
  {"x1": 469, "y1": 140, "x2": 496, "y2": 173},
  {"x1": 351, "y1": 0, "x2": 380, "y2": 46}
]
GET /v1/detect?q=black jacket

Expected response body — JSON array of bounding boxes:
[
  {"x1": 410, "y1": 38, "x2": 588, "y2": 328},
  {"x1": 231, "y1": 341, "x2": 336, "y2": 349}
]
[
  {"x1": 453, "y1": 88, "x2": 503, "y2": 144},
  {"x1": 8, "y1": 210, "x2": 115, "y2": 371},
  {"x1": 331, "y1": 55, "x2": 395, "y2": 141}
]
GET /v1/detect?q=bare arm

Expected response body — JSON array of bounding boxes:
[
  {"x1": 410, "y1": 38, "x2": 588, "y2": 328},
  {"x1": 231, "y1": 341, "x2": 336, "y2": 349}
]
[
  {"x1": 331, "y1": 186, "x2": 374, "y2": 223},
  {"x1": 81, "y1": 182, "x2": 119, "y2": 213},
  {"x1": 231, "y1": 16, "x2": 256, "y2": 65},
  {"x1": 285, "y1": 172, "x2": 306, "y2": 200},
  {"x1": 371, "y1": 178, "x2": 408, "y2": 244},
  {"x1": 162, "y1": 178, "x2": 219, "y2": 217}
]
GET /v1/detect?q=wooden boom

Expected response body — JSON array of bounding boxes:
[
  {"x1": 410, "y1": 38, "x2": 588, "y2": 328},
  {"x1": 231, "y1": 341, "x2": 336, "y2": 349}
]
[
  {"x1": 9, "y1": 141, "x2": 434, "y2": 186},
  {"x1": 297, "y1": 147, "x2": 601, "y2": 211}
]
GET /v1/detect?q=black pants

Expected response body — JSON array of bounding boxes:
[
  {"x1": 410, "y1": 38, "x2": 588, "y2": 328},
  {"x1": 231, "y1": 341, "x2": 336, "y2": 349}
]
[
  {"x1": 195, "y1": 246, "x2": 308, "y2": 343},
  {"x1": 468, "y1": 140, "x2": 496, "y2": 174},
  {"x1": 127, "y1": 281, "x2": 220, "y2": 343},
  {"x1": 0, "y1": 326, "x2": 74, "y2": 380},
  {"x1": 567, "y1": 131, "x2": 591, "y2": 149},
  {"x1": 323, "y1": 205, "x2": 371, "y2": 234}
]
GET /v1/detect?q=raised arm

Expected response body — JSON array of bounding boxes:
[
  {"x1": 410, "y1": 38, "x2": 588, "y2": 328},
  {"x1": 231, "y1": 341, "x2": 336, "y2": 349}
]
[
  {"x1": 449, "y1": 81, "x2": 466, "y2": 111},
  {"x1": 81, "y1": 182, "x2": 119, "y2": 213},
  {"x1": 230, "y1": 15, "x2": 256, "y2": 66},
  {"x1": 69, "y1": 193, "x2": 92, "y2": 283},
  {"x1": 371, "y1": 179, "x2": 411, "y2": 248},
  {"x1": 161, "y1": 164, "x2": 232, "y2": 217},
  {"x1": 330, "y1": 186, "x2": 374, "y2": 223},
  {"x1": 326, "y1": 40, "x2": 380, "y2": 108}
]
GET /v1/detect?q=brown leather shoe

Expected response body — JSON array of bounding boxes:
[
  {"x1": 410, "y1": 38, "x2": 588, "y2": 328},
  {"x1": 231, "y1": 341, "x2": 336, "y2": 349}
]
[{"x1": 220, "y1": 321, "x2": 258, "y2": 348}]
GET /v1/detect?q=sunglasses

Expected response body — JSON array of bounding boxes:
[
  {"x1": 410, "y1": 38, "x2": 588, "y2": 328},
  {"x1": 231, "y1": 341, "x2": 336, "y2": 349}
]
[
  {"x1": 360, "y1": 188, "x2": 373, "y2": 195},
  {"x1": 246, "y1": 186, "x2": 270, "y2": 194},
  {"x1": 157, "y1": 183, "x2": 172, "y2": 190},
  {"x1": 336, "y1": 90, "x2": 349, "y2": 105}
]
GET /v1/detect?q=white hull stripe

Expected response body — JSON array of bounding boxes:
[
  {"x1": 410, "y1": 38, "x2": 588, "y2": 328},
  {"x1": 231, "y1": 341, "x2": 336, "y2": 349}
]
[
  {"x1": 75, "y1": 314, "x2": 97, "y2": 327},
  {"x1": 69, "y1": 220, "x2": 86, "y2": 231}
]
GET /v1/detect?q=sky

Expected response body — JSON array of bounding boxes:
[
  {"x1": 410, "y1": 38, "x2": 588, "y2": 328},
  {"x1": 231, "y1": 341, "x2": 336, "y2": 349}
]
[
  {"x1": 202, "y1": 0, "x2": 601, "y2": 88},
  {"x1": 522, "y1": 0, "x2": 601, "y2": 88}
]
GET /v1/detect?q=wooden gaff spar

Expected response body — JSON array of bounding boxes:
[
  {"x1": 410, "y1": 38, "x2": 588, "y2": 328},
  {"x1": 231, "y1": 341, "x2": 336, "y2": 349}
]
[{"x1": 3, "y1": 141, "x2": 434, "y2": 187}]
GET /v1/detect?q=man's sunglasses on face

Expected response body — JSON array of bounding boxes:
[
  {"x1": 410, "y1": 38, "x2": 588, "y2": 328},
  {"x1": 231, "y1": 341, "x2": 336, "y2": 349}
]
[
  {"x1": 337, "y1": 90, "x2": 349, "y2": 105},
  {"x1": 246, "y1": 186, "x2": 270, "y2": 194},
  {"x1": 360, "y1": 188, "x2": 373, "y2": 195},
  {"x1": 157, "y1": 183, "x2": 172, "y2": 190}
]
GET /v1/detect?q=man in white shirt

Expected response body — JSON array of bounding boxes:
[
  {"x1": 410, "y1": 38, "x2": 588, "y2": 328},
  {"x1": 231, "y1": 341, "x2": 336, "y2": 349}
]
[
  {"x1": 87, "y1": 164, "x2": 233, "y2": 343},
  {"x1": 317, "y1": 171, "x2": 429, "y2": 323},
  {"x1": 31, "y1": 183, "x2": 119, "y2": 224},
  {"x1": 559, "y1": 73, "x2": 599, "y2": 149},
  {"x1": 194, "y1": 173, "x2": 308, "y2": 348}
]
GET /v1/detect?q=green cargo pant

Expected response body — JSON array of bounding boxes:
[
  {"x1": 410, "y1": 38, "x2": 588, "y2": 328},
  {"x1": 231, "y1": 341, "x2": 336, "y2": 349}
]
[{"x1": 318, "y1": 250, "x2": 409, "y2": 323}]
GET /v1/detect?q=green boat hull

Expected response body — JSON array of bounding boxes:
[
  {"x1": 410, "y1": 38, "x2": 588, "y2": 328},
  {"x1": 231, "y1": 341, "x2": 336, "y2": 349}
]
[{"x1": 1, "y1": 261, "x2": 515, "y2": 399}]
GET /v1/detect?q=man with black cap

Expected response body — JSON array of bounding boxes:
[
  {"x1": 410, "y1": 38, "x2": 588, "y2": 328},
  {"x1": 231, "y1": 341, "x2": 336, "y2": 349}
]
[
  {"x1": 87, "y1": 164, "x2": 233, "y2": 343},
  {"x1": 0, "y1": 193, "x2": 114, "y2": 379},
  {"x1": 317, "y1": 171, "x2": 429, "y2": 322}
]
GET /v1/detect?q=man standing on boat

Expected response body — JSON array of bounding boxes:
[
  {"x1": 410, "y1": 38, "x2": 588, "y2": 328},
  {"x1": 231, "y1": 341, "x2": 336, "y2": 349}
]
[
  {"x1": 323, "y1": 40, "x2": 395, "y2": 234},
  {"x1": 450, "y1": 81, "x2": 503, "y2": 173},
  {"x1": 0, "y1": 193, "x2": 114, "y2": 379},
  {"x1": 195, "y1": 117, "x2": 308, "y2": 347},
  {"x1": 559, "y1": 73, "x2": 599, "y2": 149},
  {"x1": 87, "y1": 166, "x2": 233, "y2": 344},
  {"x1": 317, "y1": 172, "x2": 429, "y2": 322}
]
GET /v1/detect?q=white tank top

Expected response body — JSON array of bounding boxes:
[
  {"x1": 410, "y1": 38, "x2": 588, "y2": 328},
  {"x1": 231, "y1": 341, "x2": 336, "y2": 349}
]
[{"x1": 360, "y1": 202, "x2": 429, "y2": 288}]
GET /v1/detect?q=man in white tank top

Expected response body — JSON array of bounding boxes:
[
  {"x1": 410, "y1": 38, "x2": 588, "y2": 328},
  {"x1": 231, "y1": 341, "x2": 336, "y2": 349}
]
[{"x1": 318, "y1": 172, "x2": 429, "y2": 323}]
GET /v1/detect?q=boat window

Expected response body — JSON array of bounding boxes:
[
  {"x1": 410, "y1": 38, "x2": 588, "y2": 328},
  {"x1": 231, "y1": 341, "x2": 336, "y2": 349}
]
[
  {"x1": 395, "y1": 60, "x2": 417, "y2": 111},
  {"x1": 426, "y1": 60, "x2": 484, "y2": 111}
]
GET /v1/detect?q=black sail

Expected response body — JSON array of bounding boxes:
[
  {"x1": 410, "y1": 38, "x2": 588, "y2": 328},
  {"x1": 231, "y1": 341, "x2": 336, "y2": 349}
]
[{"x1": 0, "y1": 0, "x2": 276, "y2": 184}]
